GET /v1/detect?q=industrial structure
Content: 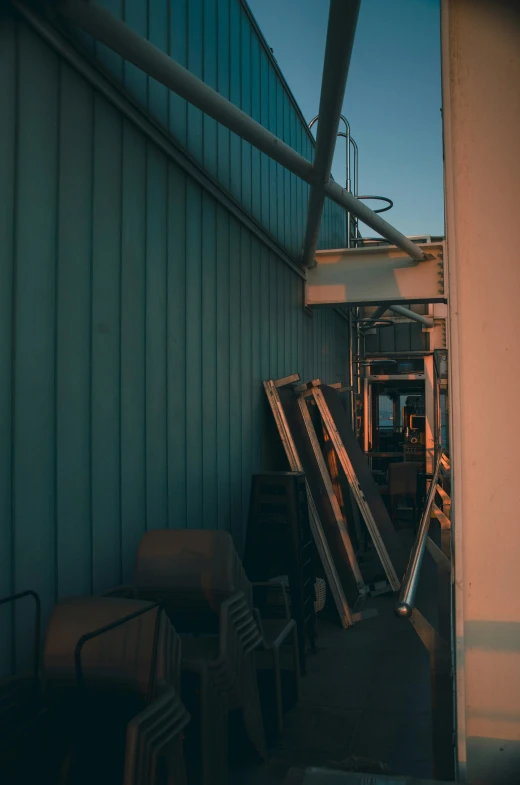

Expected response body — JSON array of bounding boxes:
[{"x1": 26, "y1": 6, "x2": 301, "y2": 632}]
[{"x1": 0, "y1": 1, "x2": 519, "y2": 783}]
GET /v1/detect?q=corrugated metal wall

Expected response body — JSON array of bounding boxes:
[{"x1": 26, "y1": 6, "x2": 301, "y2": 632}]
[
  {"x1": 0, "y1": 13, "x2": 349, "y2": 676},
  {"x1": 67, "y1": 0, "x2": 346, "y2": 257}
]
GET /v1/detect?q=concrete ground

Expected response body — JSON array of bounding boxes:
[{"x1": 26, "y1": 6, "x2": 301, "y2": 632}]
[{"x1": 230, "y1": 527, "x2": 439, "y2": 784}]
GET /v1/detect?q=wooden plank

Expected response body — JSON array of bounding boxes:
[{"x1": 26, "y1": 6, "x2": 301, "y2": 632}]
[
  {"x1": 313, "y1": 385, "x2": 406, "y2": 589},
  {"x1": 263, "y1": 380, "x2": 354, "y2": 628},
  {"x1": 297, "y1": 394, "x2": 365, "y2": 592},
  {"x1": 274, "y1": 373, "x2": 300, "y2": 388}
]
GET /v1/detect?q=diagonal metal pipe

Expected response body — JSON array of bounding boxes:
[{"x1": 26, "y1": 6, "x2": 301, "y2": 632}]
[
  {"x1": 389, "y1": 304, "x2": 434, "y2": 327},
  {"x1": 302, "y1": 0, "x2": 360, "y2": 266},
  {"x1": 53, "y1": 0, "x2": 426, "y2": 263}
]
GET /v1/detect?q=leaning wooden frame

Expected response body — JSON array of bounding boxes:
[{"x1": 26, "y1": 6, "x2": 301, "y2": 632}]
[
  {"x1": 263, "y1": 376, "x2": 354, "y2": 629},
  {"x1": 303, "y1": 381, "x2": 402, "y2": 591}
]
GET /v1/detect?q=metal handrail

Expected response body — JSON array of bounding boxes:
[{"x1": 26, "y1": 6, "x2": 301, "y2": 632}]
[
  {"x1": 395, "y1": 451, "x2": 444, "y2": 618},
  {"x1": 356, "y1": 195, "x2": 393, "y2": 214},
  {"x1": 310, "y1": 115, "x2": 358, "y2": 246},
  {"x1": 0, "y1": 590, "x2": 41, "y2": 682}
]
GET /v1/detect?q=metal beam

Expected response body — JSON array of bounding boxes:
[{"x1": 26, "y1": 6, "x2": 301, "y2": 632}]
[
  {"x1": 302, "y1": 0, "x2": 360, "y2": 267},
  {"x1": 306, "y1": 243, "x2": 445, "y2": 305},
  {"x1": 54, "y1": 0, "x2": 426, "y2": 263}
]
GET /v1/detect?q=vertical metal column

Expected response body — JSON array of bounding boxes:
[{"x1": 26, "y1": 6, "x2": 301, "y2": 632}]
[{"x1": 442, "y1": 1, "x2": 520, "y2": 782}]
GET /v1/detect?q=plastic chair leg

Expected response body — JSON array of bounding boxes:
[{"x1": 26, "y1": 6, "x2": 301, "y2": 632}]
[
  {"x1": 272, "y1": 646, "x2": 284, "y2": 735},
  {"x1": 291, "y1": 623, "x2": 302, "y2": 703}
]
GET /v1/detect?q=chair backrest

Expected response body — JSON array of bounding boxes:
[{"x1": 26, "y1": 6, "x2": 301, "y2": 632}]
[
  {"x1": 134, "y1": 529, "x2": 252, "y2": 613},
  {"x1": 388, "y1": 461, "x2": 422, "y2": 497},
  {"x1": 42, "y1": 596, "x2": 180, "y2": 699}
]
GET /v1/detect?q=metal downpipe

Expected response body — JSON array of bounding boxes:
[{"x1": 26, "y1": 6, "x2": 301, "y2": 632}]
[
  {"x1": 302, "y1": 0, "x2": 360, "y2": 267},
  {"x1": 54, "y1": 0, "x2": 426, "y2": 263}
]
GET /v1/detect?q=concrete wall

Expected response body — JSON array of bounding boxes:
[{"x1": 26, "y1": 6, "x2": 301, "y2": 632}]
[
  {"x1": 0, "y1": 11, "x2": 349, "y2": 677},
  {"x1": 442, "y1": 1, "x2": 520, "y2": 782}
]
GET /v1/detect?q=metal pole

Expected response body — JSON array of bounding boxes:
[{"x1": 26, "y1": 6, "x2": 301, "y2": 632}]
[
  {"x1": 389, "y1": 305, "x2": 434, "y2": 327},
  {"x1": 395, "y1": 452, "x2": 443, "y2": 617},
  {"x1": 348, "y1": 309, "x2": 355, "y2": 426},
  {"x1": 55, "y1": 0, "x2": 426, "y2": 264},
  {"x1": 301, "y1": 0, "x2": 360, "y2": 267}
]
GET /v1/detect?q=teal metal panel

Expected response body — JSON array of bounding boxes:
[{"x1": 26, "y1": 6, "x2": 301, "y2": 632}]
[
  {"x1": 229, "y1": 0, "x2": 242, "y2": 202},
  {"x1": 250, "y1": 237, "x2": 262, "y2": 472},
  {"x1": 121, "y1": 122, "x2": 147, "y2": 577},
  {"x1": 259, "y1": 50, "x2": 270, "y2": 230},
  {"x1": 95, "y1": 0, "x2": 123, "y2": 81},
  {"x1": 56, "y1": 63, "x2": 94, "y2": 599},
  {"x1": 122, "y1": 0, "x2": 147, "y2": 108},
  {"x1": 216, "y1": 0, "x2": 230, "y2": 192},
  {"x1": 215, "y1": 206, "x2": 231, "y2": 531},
  {"x1": 91, "y1": 95, "x2": 122, "y2": 592},
  {"x1": 14, "y1": 25, "x2": 59, "y2": 667},
  {"x1": 0, "y1": 15, "x2": 350, "y2": 677},
  {"x1": 201, "y1": 192, "x2": 218, "y2": 530},
  {"x1": 240, "y1": 228, "x2": 253, "y2": 545},
  {"x1": 203, "y1": 0, "x2": 218, "y2": 179},
  {"x1": 250, "y1": 35, "x2": 261, "y2": 224},
  {"x1": 185, "y1": 179, "x2": 203, "y2": 528},
  {"x1": 240, "y1": 10, "x2": 252, "y2": 216},
  {"x1": 268, "y1": 64, "x2": 278, "y2": 239},
  {"x1": 228, "y1": 217, "x2": 242, "y2": 544},
  {"x1": 168, "y1": 0, "x2": 187, "y2": 145},
  {"x1": 0, "y1": 16, "x2": 16, "y2": 676},
  {"x1": 145, "y1": 145, "x2": 168, "y2": 531},
  {"x1": 148, "y1": 0, "x2": 169, "y2": 130},
  {"x1": 187, "y1": 0, "x2": 203, "y2": 162},
  {"x1": 166, "y1": 164, "x2": 187, "y2": 530}
]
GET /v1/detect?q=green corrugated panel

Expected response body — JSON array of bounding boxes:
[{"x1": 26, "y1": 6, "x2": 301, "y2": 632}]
[
  {"x1": 0, "y1": 13, "x2": 16, "y2": 678},
  {"x1": 15, "y1": 24, "x2": 59, "y2": 671},
  {"x1": 0, "y1": 13, "x2": 349, "y2": 678}
]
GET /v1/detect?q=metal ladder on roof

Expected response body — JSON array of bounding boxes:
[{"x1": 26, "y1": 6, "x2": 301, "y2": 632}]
[{"x1": 308, "y1": 114, "x2": 393, "y2": 248}]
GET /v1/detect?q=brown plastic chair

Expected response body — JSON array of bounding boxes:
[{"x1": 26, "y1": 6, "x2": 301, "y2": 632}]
[
  {"x1": 41, "y1": 596, "x2": 189, "y2": 785},
  {"x1": 133, "y1": 529, "x2": 300, "y2": 735}
]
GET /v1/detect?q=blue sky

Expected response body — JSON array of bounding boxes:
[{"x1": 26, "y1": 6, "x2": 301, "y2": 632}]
[{"x1": 247, "y1": 0, "x2": 444, "y2": 238}]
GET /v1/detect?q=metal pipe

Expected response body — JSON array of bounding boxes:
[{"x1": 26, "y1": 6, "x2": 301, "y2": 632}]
[
  {"x1": 395, "y1": 452, "x2": 443, "y2": 618},
  {"x1": 301, "y1": 1, "x2": 360, "y2": 267},
  {"x1": 56, "y1": 0, "x2": 426, "y2": 263},
  {"x1": 365, "y1": 304, "x2": 388, "y2": 323},
  {"x1": 389, "y1": 305, "x2": 434, "y2": 327}
]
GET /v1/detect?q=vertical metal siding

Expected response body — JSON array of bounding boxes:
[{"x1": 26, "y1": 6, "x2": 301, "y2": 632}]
[
  {"x1": 0, "y1": 13, "x2": 349, "y2": 676},
  {"x1": 72, "y1": 0, "x2": 346, "y2": 259}
]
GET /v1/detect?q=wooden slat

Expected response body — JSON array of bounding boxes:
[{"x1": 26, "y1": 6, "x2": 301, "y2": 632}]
[{"x1": 263, "y1": 380, "x2": 353, "y2": 628}]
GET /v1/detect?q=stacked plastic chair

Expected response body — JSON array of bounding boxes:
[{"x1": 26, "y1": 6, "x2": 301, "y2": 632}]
[
  {"x1": 133, "y1": 530, "x2": 300, "y2": 750},
  {"x1": 132, "y1": 529, "x2": 266, "y2": 785},
  {"x1": 2, "y1": 596, "x2": 189, "y2": 785}
]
